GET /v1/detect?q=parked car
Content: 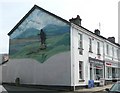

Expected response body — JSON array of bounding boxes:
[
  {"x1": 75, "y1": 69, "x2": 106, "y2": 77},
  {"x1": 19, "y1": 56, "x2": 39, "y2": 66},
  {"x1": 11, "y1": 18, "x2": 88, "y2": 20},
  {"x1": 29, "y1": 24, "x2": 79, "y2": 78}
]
[{"x1": 105, "y1": 81, "x2": 120, "y2": 93}]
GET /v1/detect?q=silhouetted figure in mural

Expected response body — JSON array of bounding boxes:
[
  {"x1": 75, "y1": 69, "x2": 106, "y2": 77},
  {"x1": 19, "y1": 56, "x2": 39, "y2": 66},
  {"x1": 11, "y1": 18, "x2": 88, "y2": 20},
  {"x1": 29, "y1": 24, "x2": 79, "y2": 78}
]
[{"x1": 39, "y1": 29, "x2": 46, "y2": 49}]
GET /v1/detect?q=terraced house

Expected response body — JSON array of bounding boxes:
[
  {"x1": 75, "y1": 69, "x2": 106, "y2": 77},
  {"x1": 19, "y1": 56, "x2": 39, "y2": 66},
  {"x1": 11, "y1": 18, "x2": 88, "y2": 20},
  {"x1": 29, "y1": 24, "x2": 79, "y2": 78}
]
[{"x1": 2, "y1": 5, "x2": 120, "y2": 90}]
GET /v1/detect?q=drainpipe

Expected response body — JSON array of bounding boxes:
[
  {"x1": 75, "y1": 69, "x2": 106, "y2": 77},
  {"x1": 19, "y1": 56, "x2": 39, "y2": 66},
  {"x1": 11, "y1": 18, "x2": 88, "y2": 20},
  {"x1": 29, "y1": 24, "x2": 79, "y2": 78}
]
[
  {"x1": 70, "y1": 24, "x2": 75, "y2": 91},
  {"x1": 103, "y1": 41, "x2": 105, "y2": 85}
]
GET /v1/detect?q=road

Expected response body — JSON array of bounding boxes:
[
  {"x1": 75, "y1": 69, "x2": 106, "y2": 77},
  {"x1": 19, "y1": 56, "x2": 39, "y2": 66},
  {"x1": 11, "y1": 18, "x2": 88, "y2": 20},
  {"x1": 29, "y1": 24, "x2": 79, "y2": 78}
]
[{"x1": 2, "y1": 84, "x2": 107, "y2": 93}]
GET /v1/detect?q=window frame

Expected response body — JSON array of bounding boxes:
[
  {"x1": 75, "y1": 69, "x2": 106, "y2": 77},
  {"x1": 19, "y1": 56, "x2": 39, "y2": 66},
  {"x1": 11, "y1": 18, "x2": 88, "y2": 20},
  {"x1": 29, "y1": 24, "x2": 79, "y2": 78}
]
[
  {"x1": 79, "y1": 61, "x2": 83, "y2": 80},
  {"x1": 97, "y1": 42, "x2": 100, "y2": 55},
  {"x1": 78, "y1": 33, "x2": 83, "y2": 55},
  {"x1": 106, "y1": 44, "x2": 109, "y2": 55},
  {"x1": 89, "y1": 38, "x2": 92, "y2": 52}
]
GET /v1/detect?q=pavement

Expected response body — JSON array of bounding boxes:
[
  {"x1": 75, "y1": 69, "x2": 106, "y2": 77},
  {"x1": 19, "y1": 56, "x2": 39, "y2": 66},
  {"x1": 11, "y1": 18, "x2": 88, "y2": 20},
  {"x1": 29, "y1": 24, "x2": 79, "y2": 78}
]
[
  {"x1": 75, "y1": 84, "x2": 113, "y2": 92},
  {"x1": 1, "y1": 84, "x2": 113, "y2": 93}
]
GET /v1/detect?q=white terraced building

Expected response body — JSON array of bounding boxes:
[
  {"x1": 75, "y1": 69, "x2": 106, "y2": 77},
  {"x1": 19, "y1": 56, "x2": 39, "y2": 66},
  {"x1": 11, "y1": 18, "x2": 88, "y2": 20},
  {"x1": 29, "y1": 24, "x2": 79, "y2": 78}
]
[{"x1": 2, "y1": 5, "x2": 120, "y2": 90}]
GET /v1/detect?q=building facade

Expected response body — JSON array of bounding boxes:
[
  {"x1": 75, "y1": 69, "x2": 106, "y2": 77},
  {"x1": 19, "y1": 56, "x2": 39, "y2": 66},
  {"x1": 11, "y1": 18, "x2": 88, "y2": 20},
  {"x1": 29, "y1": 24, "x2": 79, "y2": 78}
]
[
  {"x1": 104, "y1": 38, "x2": 120, "y2": 84},
  {"x1": 119, "y1": 1, "x2": 120, "y2": 44},
  {"x1": 2, "y1": 5, "x2": 120, "y2": 89}
]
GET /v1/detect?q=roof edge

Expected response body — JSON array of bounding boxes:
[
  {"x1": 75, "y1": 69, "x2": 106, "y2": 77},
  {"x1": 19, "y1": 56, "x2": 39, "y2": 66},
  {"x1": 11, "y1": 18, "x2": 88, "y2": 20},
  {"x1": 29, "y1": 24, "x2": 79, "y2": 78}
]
[{"x1": 8, "y1": 5, "x2": 70, "y2": 36}]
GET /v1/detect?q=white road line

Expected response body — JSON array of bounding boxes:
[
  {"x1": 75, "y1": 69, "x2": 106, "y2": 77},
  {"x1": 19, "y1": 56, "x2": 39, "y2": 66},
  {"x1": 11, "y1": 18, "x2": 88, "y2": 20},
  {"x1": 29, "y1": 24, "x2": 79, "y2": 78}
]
[{"x1": 0, "y1": 85, "x2": 8, "y2": 93}]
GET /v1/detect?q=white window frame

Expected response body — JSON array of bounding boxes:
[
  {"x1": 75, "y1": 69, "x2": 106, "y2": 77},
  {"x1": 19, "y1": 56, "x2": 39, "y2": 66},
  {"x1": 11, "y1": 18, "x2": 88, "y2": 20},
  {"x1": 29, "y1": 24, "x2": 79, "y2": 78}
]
[
  {"x1": 97, "y1": 42, "x2": 100, "y2": 55},
  {"x1": 112, "y1": 47, "x2": 114, "y2": 58},
  {"x1": 78, "y1": 33, "x2": 83, "y2": 55},
  {"x1": 106, "y1": 44, "x2": 109, "y2": 55},
  {"x1": 89, "y1": 38, "x2": 92, "y2": 52},
  {"x1": 79, "y1": 61, "x2": 83, "y2": 80}
]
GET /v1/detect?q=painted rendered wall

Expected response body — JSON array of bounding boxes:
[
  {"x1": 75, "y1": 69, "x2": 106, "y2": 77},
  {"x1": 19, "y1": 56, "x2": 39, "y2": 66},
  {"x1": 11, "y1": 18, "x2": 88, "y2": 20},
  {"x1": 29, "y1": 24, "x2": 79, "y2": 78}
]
[
  {"x1": 4, "y1": 8, "x2": 71, "y2": 86},
  {"x1": 104, "y1": 41, "x2": 120, "y2": 80},
  {"x1": 104, "y1": 41, "x2": 119, "y2": 61},
  {"x1": 71, "y1": 25, "x2": 89, "y2": 86},
  {"x1": 71, "y1": 24, "x2": 104, "y2": 86},
  {"x1": 3, "y1": 52, "x2": 71, "y2": 86},
  {"x1": 0, "y1": 55, "x2": 2, "y2": 84},
  {"x1": 118, "y1": 1, "x2": 120, "y2": 44}
]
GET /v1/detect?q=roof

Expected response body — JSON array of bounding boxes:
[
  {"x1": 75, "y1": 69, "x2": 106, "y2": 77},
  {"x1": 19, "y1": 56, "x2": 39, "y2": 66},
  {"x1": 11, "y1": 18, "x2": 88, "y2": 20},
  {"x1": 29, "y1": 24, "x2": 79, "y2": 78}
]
[
  {"x1": 8, "y1": 5, "x2": 120, "y2": 47},
  {"x1": 8, "y1": 5, "x2": 70, "y2": 36},
  {"x1": 72, "y1": 23, "x2": 120, "y2": 47}
]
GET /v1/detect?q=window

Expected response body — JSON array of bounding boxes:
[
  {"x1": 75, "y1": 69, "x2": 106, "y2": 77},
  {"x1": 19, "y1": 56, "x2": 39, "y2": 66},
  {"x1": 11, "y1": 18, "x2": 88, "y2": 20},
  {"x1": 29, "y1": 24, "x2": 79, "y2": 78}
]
[
  {"x1": 117, "y1": 49, "x2": 119, "y2": 58},
  {"x1": 79, "y1": 61, "x2": 83, "y2": 79},
  {"x1": 106, "y1": 44, "x2": 109, "y2": 55},
  {"x1": 97, "y1": 42, "x2": 100, "y2": 55},
  {"x1": 89, "y1": 38, "x2": 92, "y2": 52},
  {"x1": 112, "y1": 47, "x2": 114, "y2": 57},
  {"x1": 78, "y1": 33, "x2": 83, "y2": 55},
  {"x1": 107, "y1": 67, "x2": 112, "y2": 78}
]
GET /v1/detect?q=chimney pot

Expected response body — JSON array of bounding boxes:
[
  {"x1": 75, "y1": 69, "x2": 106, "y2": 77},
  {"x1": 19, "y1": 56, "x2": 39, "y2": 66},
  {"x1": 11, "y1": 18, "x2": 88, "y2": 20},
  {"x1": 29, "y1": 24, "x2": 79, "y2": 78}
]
[
  {"x1": 94, "y1": 29, "x2": 100, "y2": 35},
  {"x1": 69, "y1": 15, "x2": 82, "y2": 26},
  {"x1": 108, "y1": 37, "x2": 115, "y2": 43}
]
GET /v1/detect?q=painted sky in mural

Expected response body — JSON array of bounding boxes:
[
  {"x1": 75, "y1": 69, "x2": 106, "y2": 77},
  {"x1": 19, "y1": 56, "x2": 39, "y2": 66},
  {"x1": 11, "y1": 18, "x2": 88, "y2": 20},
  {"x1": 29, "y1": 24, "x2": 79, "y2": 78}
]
[{"x1": 10, "y1": 8, "x2": 70, "y2": 63}]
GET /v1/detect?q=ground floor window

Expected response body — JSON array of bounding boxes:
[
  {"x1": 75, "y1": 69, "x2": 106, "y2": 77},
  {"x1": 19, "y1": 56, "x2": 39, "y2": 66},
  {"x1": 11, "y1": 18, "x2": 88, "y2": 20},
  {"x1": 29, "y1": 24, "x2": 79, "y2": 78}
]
[
  {"x1": 112, "y1": 68, "x2": 118, "y2": 78},
  {"x1": 106, "y1": 67, "x2": 112, "y2": 79},
  {"x1": 79, "y1": 61, "x2": 83, "y2": 80},
  {"x1": 106, "y1": 67, "x2": 119, "y2": 79},
  {"x1": 118, "y1": 68, "x2": 120, "y2": 78},
  {"x1": 95, "y1": 68, "x2": 103, "y2": 80},
  {"x1": 90, "y1": 63, "x2": 104, "y2": 80}
]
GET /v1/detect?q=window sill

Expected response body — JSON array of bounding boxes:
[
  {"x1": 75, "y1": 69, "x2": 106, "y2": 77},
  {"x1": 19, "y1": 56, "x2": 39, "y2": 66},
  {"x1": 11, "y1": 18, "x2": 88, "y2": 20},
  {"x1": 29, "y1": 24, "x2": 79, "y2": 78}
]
[
  {"x1": 79, "y1": 79, "x2": 85, "y2": 82},
  {"x1": 89, "y1": 51, "x2": 93, "y2": 53},
  {"x1": 97, "y1": 54, "x2": 101, "y2": 56},
  {"x1": 78, "y1": 48, "x2": 84, "y2": 50}
]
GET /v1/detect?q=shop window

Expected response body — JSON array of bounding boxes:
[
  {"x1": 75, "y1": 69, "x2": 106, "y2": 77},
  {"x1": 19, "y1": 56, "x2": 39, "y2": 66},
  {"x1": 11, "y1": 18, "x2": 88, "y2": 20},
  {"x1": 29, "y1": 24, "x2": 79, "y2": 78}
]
[
  {"x1": 79, "y1": 61, "x2": 83, "y2": 80},
  {"x1": 107, "y1": 67, "x2": 112, "y2": 79},
  {"x1": 93, "y1": 63, "x2": 103, "y2": 80},
  {"x1": 118, "y1": 68, "x2": 120, "y2": 78},
  {"x1": 78, "y1": 33, "x2": 83, "y2": 55},
  {"x1": 112, "y1": 68, "x2": 118, "y2": 78},
  {"x1": 95, "y1": 67, "x2": 103, "y2": 80}
]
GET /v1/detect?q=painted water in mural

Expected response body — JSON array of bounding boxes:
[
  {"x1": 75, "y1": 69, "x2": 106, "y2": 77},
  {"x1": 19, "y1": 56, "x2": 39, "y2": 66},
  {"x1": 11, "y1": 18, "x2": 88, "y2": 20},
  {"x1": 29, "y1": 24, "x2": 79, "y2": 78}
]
[{"x1": 10, "y1": 8, "x2": 70, "y2": 63}]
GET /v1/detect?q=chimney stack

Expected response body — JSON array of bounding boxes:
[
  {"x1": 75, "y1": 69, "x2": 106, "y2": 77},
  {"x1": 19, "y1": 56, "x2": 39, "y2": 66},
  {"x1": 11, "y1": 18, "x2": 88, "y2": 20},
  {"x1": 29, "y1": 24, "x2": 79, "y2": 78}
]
[
  {"x1": 94, "y1": 29, "x2": 100, "y2": 35},
  {"x1": 69, "y1": 15, "x2": 82, "y2": 26},
  {"x1": 108, "y1": 37, "x2": 115, "y2": 43}
]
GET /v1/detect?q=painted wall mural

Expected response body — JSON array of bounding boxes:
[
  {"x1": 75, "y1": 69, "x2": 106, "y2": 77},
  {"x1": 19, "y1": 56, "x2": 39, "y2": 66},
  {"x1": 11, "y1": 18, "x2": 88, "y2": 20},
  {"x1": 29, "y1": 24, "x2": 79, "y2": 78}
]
[{"x1": 9, "y1": 9, "x2": 70, "y2": 63}]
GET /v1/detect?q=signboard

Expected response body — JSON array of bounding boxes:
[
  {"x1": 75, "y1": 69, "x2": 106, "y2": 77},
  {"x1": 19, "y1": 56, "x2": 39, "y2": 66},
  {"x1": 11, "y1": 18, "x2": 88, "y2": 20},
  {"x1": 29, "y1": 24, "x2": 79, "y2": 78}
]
[
  {"x1": 106, "y1": 62, "x2": 120, "y2": 68},
  {"x1": 89, "y1": 57, "x2": 104, "y2": 65}
]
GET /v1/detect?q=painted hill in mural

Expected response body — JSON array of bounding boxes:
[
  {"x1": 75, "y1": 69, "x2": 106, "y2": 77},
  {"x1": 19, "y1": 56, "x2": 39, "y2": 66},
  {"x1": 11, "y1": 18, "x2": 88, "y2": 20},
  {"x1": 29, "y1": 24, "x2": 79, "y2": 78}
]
[
  {"x1": 10, "y1": 25, "x2": 70, "y2": 63},
  {"x1": 15, "y1": 24, "x2": 69, "y2": 39}
]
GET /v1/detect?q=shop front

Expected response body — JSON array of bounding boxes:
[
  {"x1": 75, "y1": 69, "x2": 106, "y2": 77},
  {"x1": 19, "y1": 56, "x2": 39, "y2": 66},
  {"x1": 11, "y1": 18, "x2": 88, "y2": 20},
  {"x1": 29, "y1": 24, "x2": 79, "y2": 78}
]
[
  {"x1": 89, "y1": 57, "x2": 105, "y2": 85},
  {"x1": 105, "y1": 61, "x2": 120, "y2": 84}
]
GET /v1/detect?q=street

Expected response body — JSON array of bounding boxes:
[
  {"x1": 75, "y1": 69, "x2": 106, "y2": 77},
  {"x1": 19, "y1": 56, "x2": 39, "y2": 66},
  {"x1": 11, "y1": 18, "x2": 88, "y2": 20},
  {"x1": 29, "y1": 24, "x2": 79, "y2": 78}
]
[{"x1": 2, "y1": 84, "x2": 107, "y2": 93}]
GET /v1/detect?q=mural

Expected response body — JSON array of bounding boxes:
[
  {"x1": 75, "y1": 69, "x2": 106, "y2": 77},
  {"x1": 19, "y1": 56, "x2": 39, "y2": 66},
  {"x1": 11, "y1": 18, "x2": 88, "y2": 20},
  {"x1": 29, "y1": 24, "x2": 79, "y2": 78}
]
[{"x1": 9, "y1": 9, "x2": 70, "y2": 63}]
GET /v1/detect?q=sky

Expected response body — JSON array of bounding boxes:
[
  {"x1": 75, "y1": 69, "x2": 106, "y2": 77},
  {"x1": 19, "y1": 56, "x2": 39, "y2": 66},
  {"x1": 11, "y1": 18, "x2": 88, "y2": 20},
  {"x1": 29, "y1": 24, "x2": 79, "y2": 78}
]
[{"x1": 0, "y1": 0, "x2": 119, "y2": 53}]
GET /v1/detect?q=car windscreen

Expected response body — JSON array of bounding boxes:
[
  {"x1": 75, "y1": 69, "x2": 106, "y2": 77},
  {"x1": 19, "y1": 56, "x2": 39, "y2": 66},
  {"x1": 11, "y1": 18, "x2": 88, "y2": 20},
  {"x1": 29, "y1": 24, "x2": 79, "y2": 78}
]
[{"x1": 110, "y1": 83, "x2": 120, "y2": 92}]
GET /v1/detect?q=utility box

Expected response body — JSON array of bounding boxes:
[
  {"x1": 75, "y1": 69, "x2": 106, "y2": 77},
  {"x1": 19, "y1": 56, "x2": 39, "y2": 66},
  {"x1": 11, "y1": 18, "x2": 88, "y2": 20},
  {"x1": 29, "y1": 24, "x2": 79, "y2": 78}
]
[{"x1": 88, "y1": 80, "x2": 94, "y2": 88}]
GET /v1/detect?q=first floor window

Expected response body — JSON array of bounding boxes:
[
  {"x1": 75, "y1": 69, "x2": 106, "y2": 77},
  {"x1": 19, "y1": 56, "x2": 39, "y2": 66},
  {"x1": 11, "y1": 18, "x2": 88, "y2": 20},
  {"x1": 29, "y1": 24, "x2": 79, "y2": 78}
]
[
  {"x1": 78, "y1": 33, "x2": 83, "y2": 55},
  {"x1": 106, "y1": 44, "x2": 109, "y2": 55},
  {"x1": 79, "y1": 61, "x2": 83, "y2": 79},
  {"x1": 89, "y1": 38, "x2": 92, "y2": 52},
  {"x1": 97, "y1": 42, "x2": 100, "y2": 55}
]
